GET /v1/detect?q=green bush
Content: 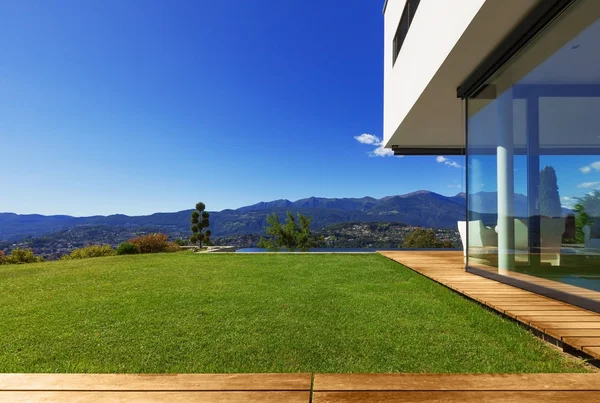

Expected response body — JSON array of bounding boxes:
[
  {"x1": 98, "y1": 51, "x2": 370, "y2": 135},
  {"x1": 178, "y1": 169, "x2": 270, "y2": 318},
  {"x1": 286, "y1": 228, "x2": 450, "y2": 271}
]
[
  {"x1": 0, "y1": 250, "x2": 5, "y2": 265},
  {"x1": 116, "y1": 242, "x2": 139, "y2": 255},
  {"x1": 173, "y1": 238, "x2": 188, "y2": 246},
  {"x1": 4, "y1": 249, "x2": 45, "y2": 264},
  {"x1": 68, "y1": 245, "x2": 115, "y2": 259},
  {"x1": 402, "y1": 228, "x2": 445, "y2": 249}
]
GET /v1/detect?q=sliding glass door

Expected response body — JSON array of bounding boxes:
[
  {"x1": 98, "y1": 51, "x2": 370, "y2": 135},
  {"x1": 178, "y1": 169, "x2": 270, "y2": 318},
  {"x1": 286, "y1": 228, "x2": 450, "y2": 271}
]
[{"x1": 466, "y1": 0, "x2": 600, "y2": 311}]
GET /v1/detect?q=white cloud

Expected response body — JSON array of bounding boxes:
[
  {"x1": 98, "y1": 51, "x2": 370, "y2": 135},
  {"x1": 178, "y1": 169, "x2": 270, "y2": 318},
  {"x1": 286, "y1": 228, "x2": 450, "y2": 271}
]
[
  {"x1": 371, "y1": 145, "x2": 395, "y2": 157},
  {"x1": 354, "y1": 133, "x2": 399, "y2": 157},
  {"x1": 447, "y1": 184, "x2": 462, "y2": 189},
  {"x1": 579, "y1": 161, "x2": 600, "y2": 174},
  {"x1": 354, "y1": 133, "x2": 380, "y2": 145},
  {"x1": 436, "y1": 156, "x2": 463, "y2": 169},
  {"x1": 561, "y1": 196, "x2": 576, "y2": 208},
  {"x1": 577, "y1": 181, "x2": 600, "y2": 189}
]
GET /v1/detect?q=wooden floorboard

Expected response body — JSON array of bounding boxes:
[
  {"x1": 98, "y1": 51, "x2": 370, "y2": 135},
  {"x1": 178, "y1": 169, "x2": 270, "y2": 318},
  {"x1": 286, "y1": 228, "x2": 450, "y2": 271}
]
[
  {"x1": 379, "y1": 251, "x2": 600, "y2": 362},
  {"x1": 312, "y1": 391, "x2": 599, "y2": 402},
  {"x1": 563, "y1": 337, "x2": 600, "y2": 349},
  {"x1": 4, "y1": 373, "x2": 600, "y2": 402},
  {"x1": 0, "y1": 374, "x2": 313, "y2": 402},
  {"x1": 0, "y1": 391, "x2": 311, "y2": 403},
  {"x1": 0, "y1": 373, "x2": 312, "y2": 391},
  {"x1": 313, "y1": 373, "x2": 600, "y2": 391},
  {"x1": 312, "y1": 373, "x2": 600, "y2": 403},
  {"x1": 585, "y1": 346, "x2": 600, "y2": 357}
]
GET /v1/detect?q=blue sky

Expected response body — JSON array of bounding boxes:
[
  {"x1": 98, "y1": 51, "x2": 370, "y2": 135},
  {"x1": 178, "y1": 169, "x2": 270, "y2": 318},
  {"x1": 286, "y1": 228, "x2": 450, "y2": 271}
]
[{"x1": 0, "y1": 0, "x2": 467, "y2": 216}]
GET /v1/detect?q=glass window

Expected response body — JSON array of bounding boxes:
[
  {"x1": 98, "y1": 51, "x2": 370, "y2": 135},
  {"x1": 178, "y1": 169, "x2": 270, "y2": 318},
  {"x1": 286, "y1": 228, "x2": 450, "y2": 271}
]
[
  {"x1": 466, "y1": 0, "x2": 600, "y2": 310},
  {"x1": 392, "y1": 0, "x2": 420, "y2": 66}
]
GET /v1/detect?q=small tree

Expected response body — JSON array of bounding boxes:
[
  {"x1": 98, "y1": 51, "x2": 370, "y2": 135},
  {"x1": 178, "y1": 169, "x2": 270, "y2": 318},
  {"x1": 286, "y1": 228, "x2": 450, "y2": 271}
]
[
  {"x1": 190, "y1": 202, "x2": 211, "y2": 247},
  {"x1": 539, "y1": 166, "x2": 562, "y2": 217},
  {"x1": 402, "y1": 228, "x2": 444, "y2": 248},
  {"x1": 259, "y1": 211, "x2": 323, "y2": 249},
  {"x1": 574, "y1": 191, "x2": 600, "y2": 243}
]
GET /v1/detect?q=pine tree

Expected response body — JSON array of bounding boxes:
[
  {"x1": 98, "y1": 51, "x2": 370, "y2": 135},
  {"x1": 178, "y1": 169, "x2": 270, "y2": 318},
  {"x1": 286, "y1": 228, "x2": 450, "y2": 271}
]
[
  {"x1": 190, "y1": 202, "x2": 211, "y2": 247},
  {"x1": 539, "y1": 166, "x2": 562, "y2": 217}
]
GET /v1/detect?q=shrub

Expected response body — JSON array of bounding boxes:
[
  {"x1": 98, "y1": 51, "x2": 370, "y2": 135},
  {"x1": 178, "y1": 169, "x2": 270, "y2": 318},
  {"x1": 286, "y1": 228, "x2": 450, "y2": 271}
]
[
  {"x1": 442, "y1": 239, "x2": 455, "y2": 248},
  {"x1": 402, "y1": 228, "x2": 444, "y2": 249},
  {"x1": 173, "y1": 238, "x2": 188, "y2": 246},
  {"x1": 128, "y1": 233, "x2": 178, "y2": 254},
  {"x1": 0, "y1": 250, "x2": 5, "y2": 264},
  {"x1": 259, "y1": 211, "x2": 323, "y2": 249},
  {"x1": 68, "y1": 245, "x2": 115, "y2": 259},
  {"x1": 5, "y1": 249, "x2": 45, "y2": 264},
  {"x1": 116, "y1": 242, "x2": 139, "y2": 255}
]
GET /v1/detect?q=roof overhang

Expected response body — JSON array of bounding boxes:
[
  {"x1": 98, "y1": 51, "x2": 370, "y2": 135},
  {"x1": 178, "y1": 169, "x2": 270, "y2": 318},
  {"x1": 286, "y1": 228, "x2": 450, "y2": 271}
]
[{"x1": 384, "y1": 0, "x2": 541, "y2": 151}]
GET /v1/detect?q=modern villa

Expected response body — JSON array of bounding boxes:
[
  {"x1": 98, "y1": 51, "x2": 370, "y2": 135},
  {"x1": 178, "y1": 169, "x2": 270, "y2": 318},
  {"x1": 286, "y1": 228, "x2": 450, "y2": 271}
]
[{"x1": 383, "y1": 0, "x2": 600, "y2": 312}]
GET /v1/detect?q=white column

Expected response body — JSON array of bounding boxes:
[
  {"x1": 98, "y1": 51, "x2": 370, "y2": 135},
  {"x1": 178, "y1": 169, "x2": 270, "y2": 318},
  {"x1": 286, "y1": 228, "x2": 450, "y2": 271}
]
[{"x1": 497, "y1": 89, "x2": 515, "y2": 274}]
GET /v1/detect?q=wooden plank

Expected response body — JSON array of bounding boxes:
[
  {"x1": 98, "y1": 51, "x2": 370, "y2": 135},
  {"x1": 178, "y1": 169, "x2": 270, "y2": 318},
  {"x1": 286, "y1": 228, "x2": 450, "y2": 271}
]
[
  {"x1": 465, "y1": 291, "x2": 545, "y2": 296},
  {"x1": 517, "y1": 316, "x2": 600, "y2": 323},
  {"x1": 497, "y1": 306, "x2": 578, "y2": 315},
  {"x1": 493, "y1": 306, "x2": 584, "y2": 318},
  {"x1": 0, "y1": 373, "x2": 313, "y2": 391},
  {"x1": 563, "y1": 337, "x2": 600, "y2": 349},
  {"x1": 546, "y1": 328, "x2": 600, "y2": 339},
  {"x1": 540, "y1": 327, "x2": 600, "y2": 339},
  {"x1": 0, "y1": 391, "x2": 311, "y2": 403},
  {"x1": 507, "y1": 310, "x2": 599, "y2": 316},
  {"x1": 313, "y1": 374, "x2": 600, "y2": 391},
  {"x1": 583, "y1": 346, "x2": 600, "y2": 359},
  {"x1": 535, "y1": 322, "x2": 600, "y2": 329},
  {"x1": 312, "y1": 391, "x2": 598, "y2": 403},
  {"x1": 494, "y1": 303, "x2": 576, "y2": 309},
  {"x1": 475, "y1": 297, "x2": 553, "y2": 302},
  {"x1": 474, "y1": 297, "x2": 549, "y2": 302}
]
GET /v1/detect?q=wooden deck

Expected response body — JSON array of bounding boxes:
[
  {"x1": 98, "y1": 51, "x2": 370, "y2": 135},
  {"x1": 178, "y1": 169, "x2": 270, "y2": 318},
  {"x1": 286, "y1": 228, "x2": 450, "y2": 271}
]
[
  {"x1": 312, "y1": 373, "x2": 600, "y2": 402},
  {"x1": 0, "y1": 373, "x2": 312, "y2": 402},
  {"x1": 379, "y1": 251, "x2": 600, "y2": 361},
  {"x1": 4, "y1": 373, "x2": 600, "y2": 402}
]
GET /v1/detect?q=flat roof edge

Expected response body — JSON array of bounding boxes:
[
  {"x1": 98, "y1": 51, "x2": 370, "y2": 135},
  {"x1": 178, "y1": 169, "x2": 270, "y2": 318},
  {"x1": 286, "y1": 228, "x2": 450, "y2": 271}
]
[{"x1": 391, "y1": 147, "x2": 466, "y2": 156}]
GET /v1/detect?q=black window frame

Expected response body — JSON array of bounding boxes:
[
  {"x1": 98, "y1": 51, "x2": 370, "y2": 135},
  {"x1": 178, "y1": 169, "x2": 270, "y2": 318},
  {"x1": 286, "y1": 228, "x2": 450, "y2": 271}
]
[{"x1": 392, "y1": 0, "x2": 421, "y2": 66}]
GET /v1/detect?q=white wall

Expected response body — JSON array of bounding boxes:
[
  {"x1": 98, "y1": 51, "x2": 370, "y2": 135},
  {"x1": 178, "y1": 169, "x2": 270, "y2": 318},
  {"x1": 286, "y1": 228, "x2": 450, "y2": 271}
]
[
  {"x1": 383, "y1": 0, "x2": 486, "y2": 146},
  {"x1": 383, "y1": 0, "x2": 540, "y2": 150}
]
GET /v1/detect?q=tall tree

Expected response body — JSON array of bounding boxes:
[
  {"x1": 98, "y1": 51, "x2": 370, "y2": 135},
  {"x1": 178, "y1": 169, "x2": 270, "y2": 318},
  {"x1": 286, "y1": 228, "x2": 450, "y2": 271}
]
[
  {"x1": 258, "y1": 211, "x2": 323, "y2": 249},
  {"x1": 539, "y1": 166, "x2": 562, "y2": 217},
  {"x1": 190, "y1": 202, "x2": 211, "y2": 247}
]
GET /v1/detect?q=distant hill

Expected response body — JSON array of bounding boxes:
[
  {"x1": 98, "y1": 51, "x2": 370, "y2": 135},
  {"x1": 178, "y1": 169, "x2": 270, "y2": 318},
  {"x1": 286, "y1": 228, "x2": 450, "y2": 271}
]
[
  {"x1": 0, "y1": 190, "x2": 468, "y2": 241},
  {"x1": 468, "y1": 191, "x2": 572, "y2": 217},
  {"x1": 1, "y1": 190, "x2": 569, "y2": 242}
]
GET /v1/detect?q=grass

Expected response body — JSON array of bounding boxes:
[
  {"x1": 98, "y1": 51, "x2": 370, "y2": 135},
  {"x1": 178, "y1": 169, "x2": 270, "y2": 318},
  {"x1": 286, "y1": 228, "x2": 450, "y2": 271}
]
[{"x1": 0, "y1": 253, "x2": 589, "y2": 373}]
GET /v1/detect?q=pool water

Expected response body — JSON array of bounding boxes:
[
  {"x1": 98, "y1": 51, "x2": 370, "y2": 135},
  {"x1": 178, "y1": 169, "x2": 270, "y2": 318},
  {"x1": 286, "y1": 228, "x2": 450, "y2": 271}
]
[
  {"x1": 236, "y1": 248, "x2": 381, "y2": 253},
  {"x1": 236, "y1": 248, "x2": 460, "y2": 253}
]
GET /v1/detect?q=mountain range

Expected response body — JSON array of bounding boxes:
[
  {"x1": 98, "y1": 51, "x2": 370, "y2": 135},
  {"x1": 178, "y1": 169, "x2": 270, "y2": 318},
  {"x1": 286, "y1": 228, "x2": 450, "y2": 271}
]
[{"x1": 0, "y1": 190, "x2": 569, "y2": 242}]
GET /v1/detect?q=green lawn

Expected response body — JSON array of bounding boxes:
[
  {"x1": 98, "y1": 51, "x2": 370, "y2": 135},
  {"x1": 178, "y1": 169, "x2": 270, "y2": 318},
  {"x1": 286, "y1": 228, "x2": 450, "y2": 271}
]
[{"x1": 0, "y1": 253, "x2": 589, "y2": 373}]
